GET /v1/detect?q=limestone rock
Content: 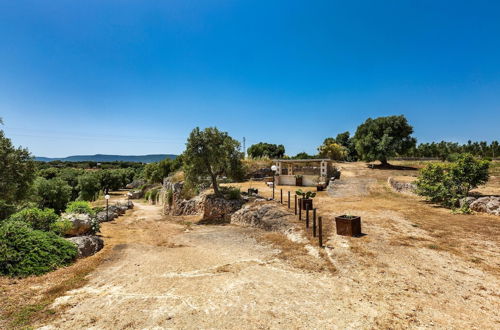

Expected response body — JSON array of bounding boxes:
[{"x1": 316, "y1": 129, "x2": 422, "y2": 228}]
[
  {"x1": 231, "y1": 202, "x2": 292, "y2": 231},
  {"x1": 67, "y1": 235, "x2": 104, "y2": 258},
  {"x1": 469, "y1": 196, "x2": 500, "y2": 216},
  {"x1": 62, "y1": 213, "x2": 93, "y2": 236},
  {"x1": 202, "y1": 194, "x2": 245, "y2": 221},
  {"x1": 96, "y1": 211, "x2": 117, "y2": 222}
]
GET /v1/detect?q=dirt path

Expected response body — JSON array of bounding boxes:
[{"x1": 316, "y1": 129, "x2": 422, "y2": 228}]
[{"x1": 38, "y1": 195, "x2": 500, "y2": 329}]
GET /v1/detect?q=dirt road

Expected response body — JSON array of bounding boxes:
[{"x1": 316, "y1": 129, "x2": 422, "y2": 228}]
[{"x1": 39, "y1": 195, "x2": 499, "y2": 329}]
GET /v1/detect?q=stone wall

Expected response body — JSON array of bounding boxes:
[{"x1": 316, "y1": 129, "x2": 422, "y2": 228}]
[{"x1": 387, "y1": 177, "x2": 417, "y2": 195}]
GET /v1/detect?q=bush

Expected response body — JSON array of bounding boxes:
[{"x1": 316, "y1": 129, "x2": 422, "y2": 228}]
[
  {"x1": 0, "y1": 221, "x2": 77, "y2": 277},
  {"x1": 221, "y1": 186, "x2": 241, "y2": 200},
  {"x1": 416, "y1": 154, "x2": 490, "y2": 210},
  {"x1": 9, "y1": 207, "x2": 60, "y2": 232},
  {"x1": 65, "y1": 201, "x2": 94, "y2": 215},
  {"x1": 166, "y1": 189, "x2": 174, "y2": 206}
]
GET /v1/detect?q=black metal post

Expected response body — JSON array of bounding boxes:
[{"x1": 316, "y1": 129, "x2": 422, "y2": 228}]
[
  {"x1": 294, "y1": 195, "x2": 297, "y2": 215},
  {"x1": 287, "y1": 191, "x2": 290, "y2": 208},
  {"x1": 306, "y1": 203, "x2": 310, "y2": 228},
  {"x1": 318, "y1": 216, "x2": 323, "y2": 247},
  {"x1": 299, "y1": 199, "x2": 302, "y2": 220},
  {"x1": 312, "y1": 208, "x2": 317, "y2": 237},
  {"x1": 272, "y1": 173, "x2": 275, "y2": 200},
  {"x1": 280, "y1": 189, "x2": 283, "y2": 204}
]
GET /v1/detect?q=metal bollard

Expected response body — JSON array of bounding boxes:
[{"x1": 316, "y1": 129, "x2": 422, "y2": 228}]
[
  {"x1": 294, "y1": 195, "x2": 297, "y2": 215},
  {"x1": 288, "y1": 191, "x2": 291, "y2": 208},
  {"x1": 299, "y1": 199, "x2": 302, "y2": 220},
  {"x1": 318, "y1": 216, "x2": 323, "y2": 247},
  {"x1": 306, "y1": 203, "x2": 309, "y2": 228}
]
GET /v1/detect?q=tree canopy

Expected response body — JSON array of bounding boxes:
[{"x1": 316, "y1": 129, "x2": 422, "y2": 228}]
[
  {"x1": 317, "y1": 141, "x2": 347, "y2": 160},
  {"x1": 0, "y1": 128, "x2": 36, "y2": 218},
  {"x1": 247, "y1": 142, "x2": 285, "y2": 159},
  {"x1": 354, "y1": 115, "x2": 416, "y2": 165},
  {"x1": 183, "y1": 127, "x2": 243, "y2": 195}
]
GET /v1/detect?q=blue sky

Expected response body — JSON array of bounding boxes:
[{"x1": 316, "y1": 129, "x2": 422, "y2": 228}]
[{"x1": 1, "y1": 1, "x2": 499, "y2": 157}]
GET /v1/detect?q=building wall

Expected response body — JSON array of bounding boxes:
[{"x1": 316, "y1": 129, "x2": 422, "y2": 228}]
[{"x1": 277, "y1": 175, "x2": 318, "y2": 186}]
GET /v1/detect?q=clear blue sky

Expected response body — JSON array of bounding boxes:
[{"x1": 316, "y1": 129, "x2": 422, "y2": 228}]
[{"x1": 1, "y1": 1, "x2": 499, "y2": 157}]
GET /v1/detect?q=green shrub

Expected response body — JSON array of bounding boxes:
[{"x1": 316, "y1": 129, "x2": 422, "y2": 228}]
[
  {"x1": 9, "y1": 208, "x2": 60, "y2": 232},
  {"x1": 150, "y1": 188, "x2": 159, "y2": 201},
  {"x1": 416, "y1": 154, "x2": 490, "y2": 210},
  {"x1": 166, "y1": 189, "x2": 174, "y2": 206},
  {"x1": 221, "y1": 186, "x2": 241, "y2": 200},
  {"x1": 0, "y1": 221, "x2": 77, "y2": 277},
  {"x1": 50, "y1": 219, "x2": 73, "y2": 236},
  {"x1": 65, "y1": 201, "x2": 94, "y2": 215}
]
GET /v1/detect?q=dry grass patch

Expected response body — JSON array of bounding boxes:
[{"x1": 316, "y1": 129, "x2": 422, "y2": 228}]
[{"x1": 256, "y1": 231, "x2": 336, "y2": 274}]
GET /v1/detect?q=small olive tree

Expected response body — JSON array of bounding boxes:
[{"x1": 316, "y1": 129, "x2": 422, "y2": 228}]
[
  {"x1": 416, "y1": 154, "x2": 489, "y2": 210},
  {"x1": 183, "y1": 127, "x2": 243, "y2": 195}
]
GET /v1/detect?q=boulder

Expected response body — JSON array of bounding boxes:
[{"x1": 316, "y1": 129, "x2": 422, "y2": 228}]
[
  {"x1": 67, "y1": 235, "x2": 104, "y2": 258},
  {"x1": 96, "y1": 211, "x2": 117, "y2": 222},
  {"x1": 469, "y1": 196, "x2": 500, "y2": 216},
  {"x1": 62, "y1": 213, "x2": 93, "y2": 236},
  {"x1": 231, "y1": 202, "x2": 292, "y2": 231},
  {"x1": 108, "y1": 205, "x2": 125, "y2": 215}
]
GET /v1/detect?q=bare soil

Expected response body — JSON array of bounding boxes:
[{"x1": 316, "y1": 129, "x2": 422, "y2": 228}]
[{"x1": 2, "y1": 162, "x2": 499, "y2": 329}]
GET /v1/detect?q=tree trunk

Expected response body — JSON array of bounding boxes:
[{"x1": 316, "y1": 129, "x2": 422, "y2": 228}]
[
  {"x1": 380, "y1": 158, "x2": 389, "y2": 166},
  {"x1": 211, "y1": 174, "x2": 220, "y2": 195}
]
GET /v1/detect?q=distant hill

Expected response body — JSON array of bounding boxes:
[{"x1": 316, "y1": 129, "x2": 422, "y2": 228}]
[{"x1": 34, "y1": 154, "x2": 177, "y2": 163}]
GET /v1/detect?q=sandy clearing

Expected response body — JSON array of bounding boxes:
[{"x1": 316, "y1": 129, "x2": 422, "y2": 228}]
[{"x1": 38, "y1": 164, "x2": 500, "y2": 329}]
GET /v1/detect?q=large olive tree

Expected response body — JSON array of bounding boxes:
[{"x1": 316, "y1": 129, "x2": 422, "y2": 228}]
[
  {"x1": 353, "y1": 115, "x2": 416, "y2": 165},
  {"x1": 183, "y1": 127, "x2": 243, "y2": 195},
  {"x1": 0, "y1": 121, "x2": 36, "y2": 218}
]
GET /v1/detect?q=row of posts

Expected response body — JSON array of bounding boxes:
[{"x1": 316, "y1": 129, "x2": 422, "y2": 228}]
[{"x1": 273, "y1": 188, "x2": 323, "y2": 247}]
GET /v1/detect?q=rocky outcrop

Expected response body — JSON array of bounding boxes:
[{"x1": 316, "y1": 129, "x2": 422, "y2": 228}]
[
  {"x1": 67, "y1": 235, "x2": 104, "y2": 258},
  {"x1": 388, "y1": 177, "x2": 417, "y2": 195},
  {"x1": 126, "y1": 179, "x2": 146, "y2": 189},
  {"x1": 469, "y1": 196, "x2": 500, "y2": 216},
  {"x1": 129, "y1": 190, "x2": 143, "y2": 199},
  {"x1": 62, "y1": 213, "x2": 93, "y2": 236},
  {"x1": 231, "y1": 202, "x2": 292, "y2": 232},
  {"x1": 202, "y1": 194, "x2": 246, "y2": 221}
]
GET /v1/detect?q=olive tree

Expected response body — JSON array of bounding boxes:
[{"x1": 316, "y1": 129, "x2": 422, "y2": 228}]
[
  {"x1": 0, "y1": 123, "x2": 36, "y2": 218},
  {"x1": 33, "y1": 177, "x2": 72, "y2": 214},
  {"x1": 353, "y1": 115, "x2": 416, "y2": 165},
  {"x1": 183, "y1": 127, "x2": 243, "y2": 195}
]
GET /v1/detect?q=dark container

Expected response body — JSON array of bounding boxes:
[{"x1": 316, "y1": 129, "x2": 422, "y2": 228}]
[
  {"x1": 300, "y1": 198, "x2": 313, "y2": 210},
  {"x1": 295, "y1": 177, "x2": 303, "y2": 186},
  {"x1": 248, "y1": 188, "x2": 258, "y2": 195},
  {"x1": 335, "y1": 215, "x2": 361, "y2": 237}
]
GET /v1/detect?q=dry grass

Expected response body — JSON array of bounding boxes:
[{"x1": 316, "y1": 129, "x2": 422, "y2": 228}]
[{"x1": 256, "y1": 231, "x2": 336, "y2": 274}]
